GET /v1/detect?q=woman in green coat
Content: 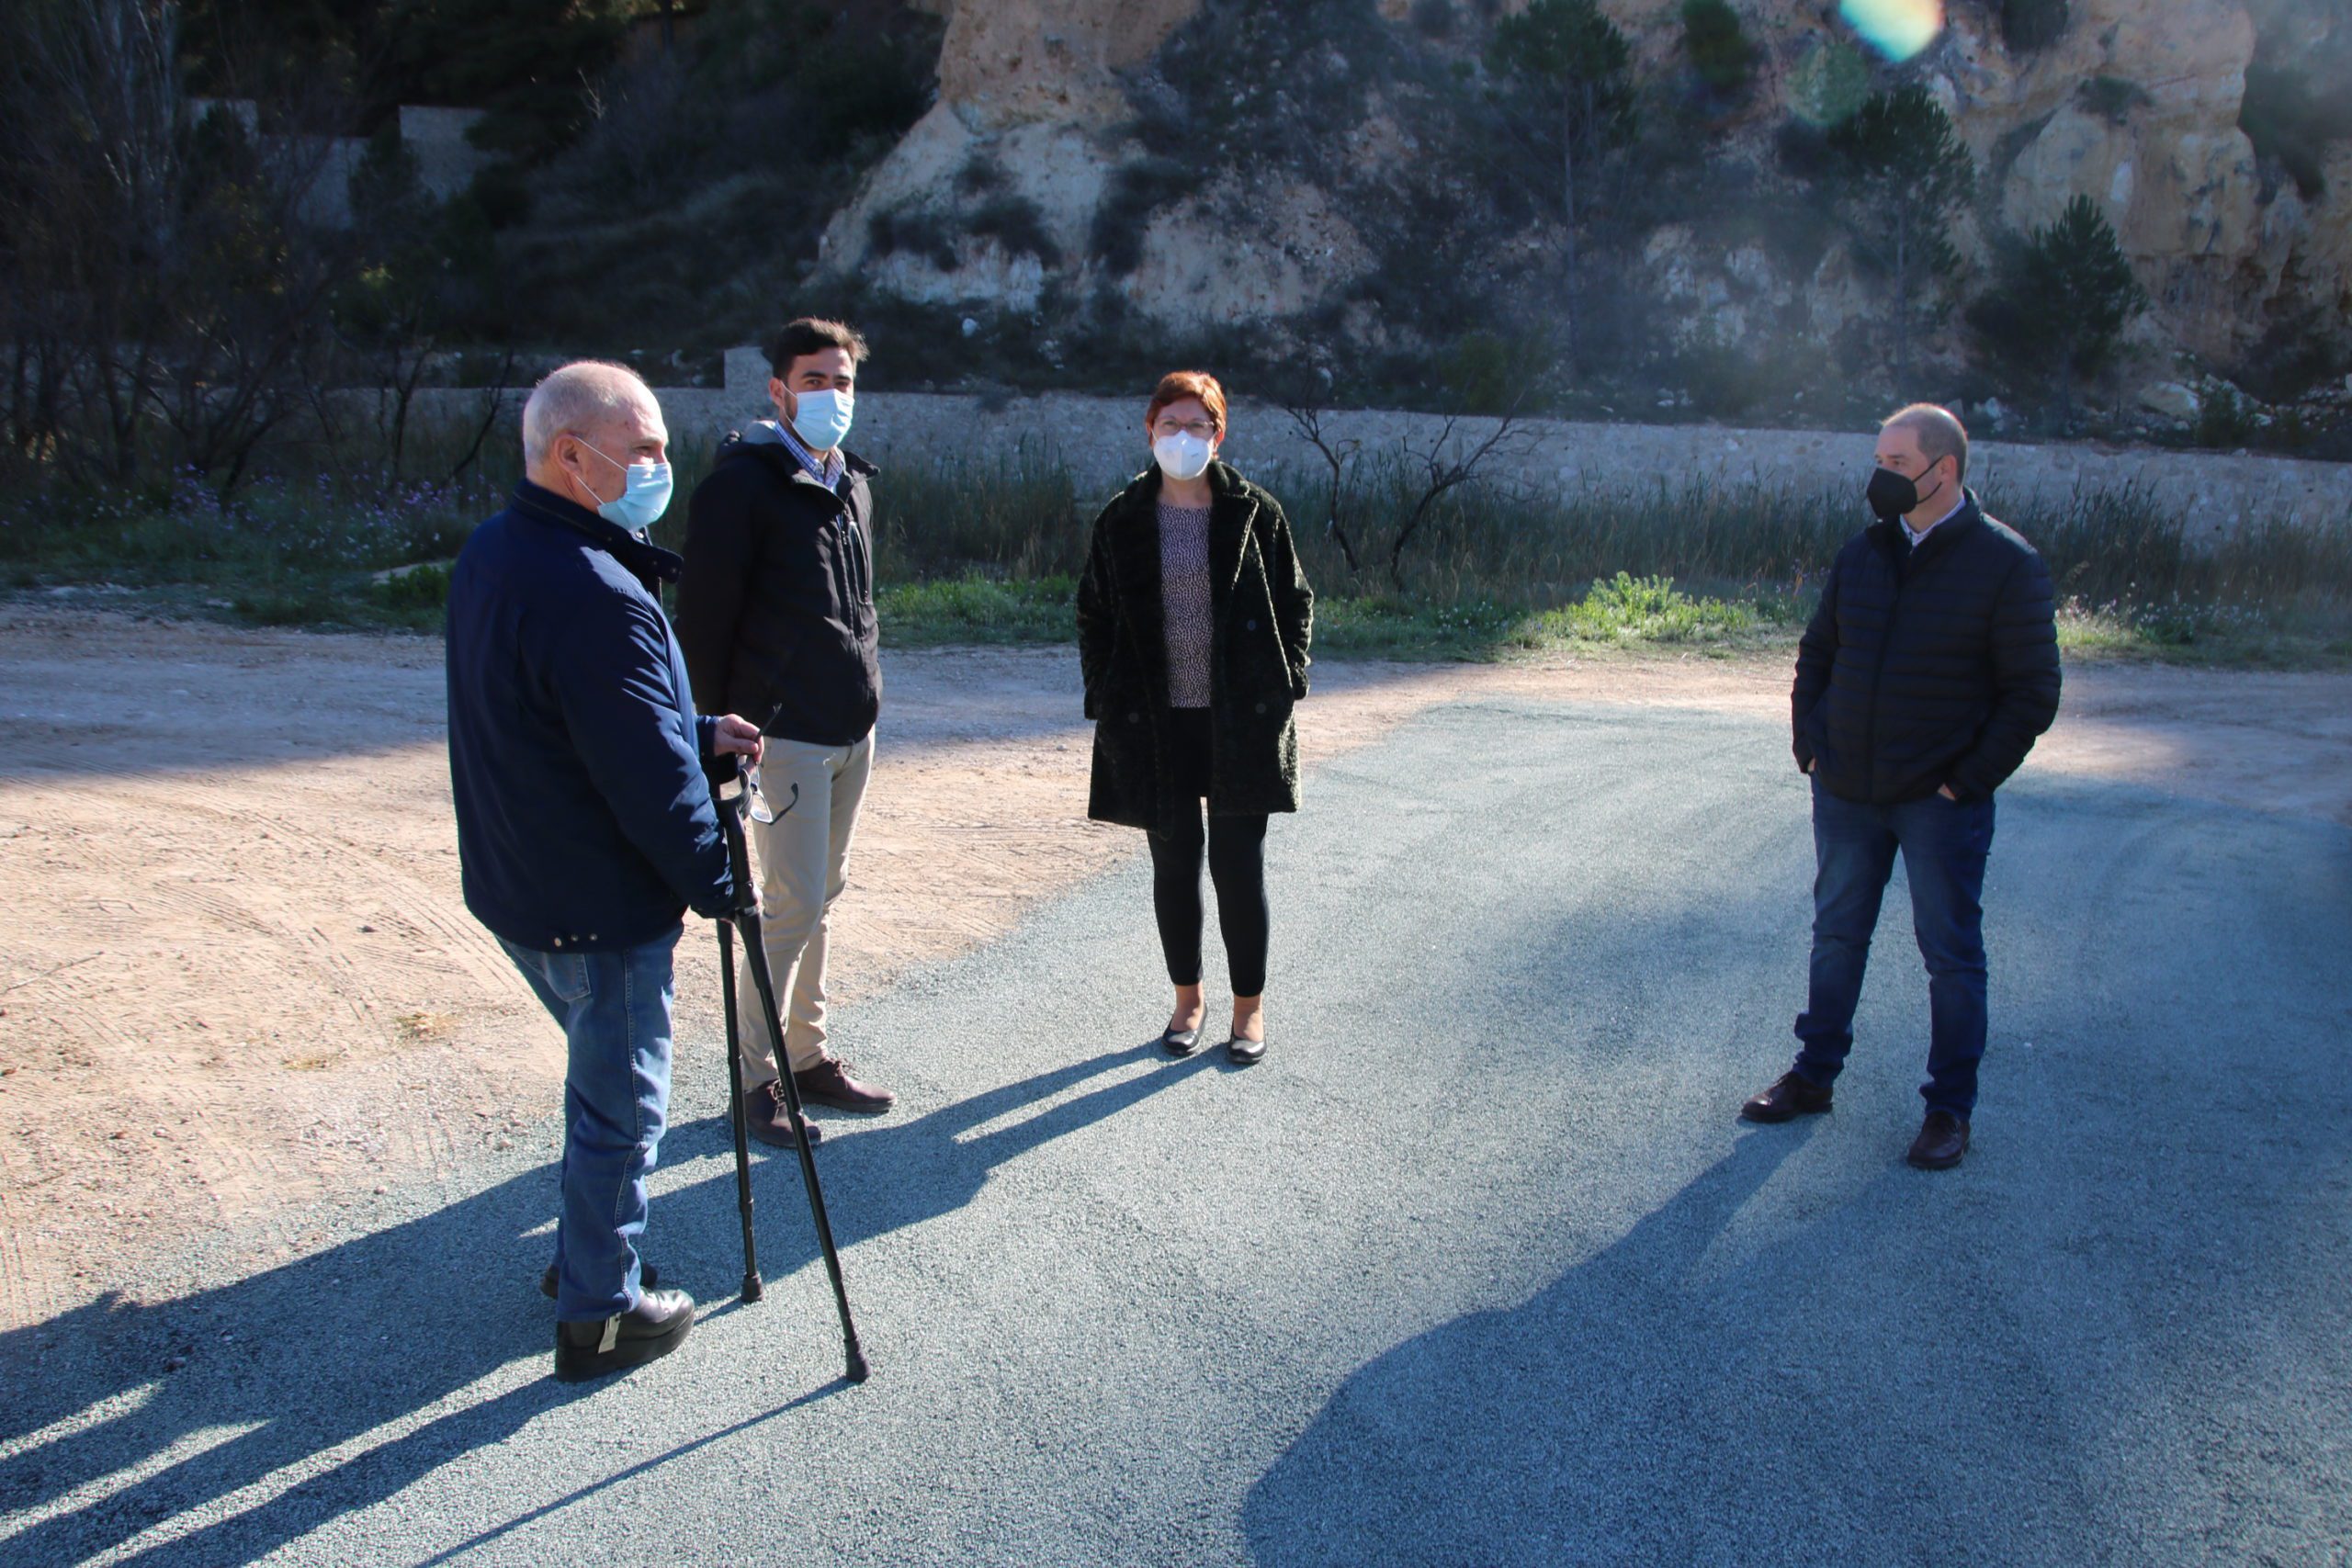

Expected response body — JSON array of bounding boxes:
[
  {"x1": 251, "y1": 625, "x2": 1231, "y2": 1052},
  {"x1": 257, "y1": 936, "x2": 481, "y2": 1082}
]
[{"x1": 1075, "y1": 370, "x2": 1315, "y2": 1065}]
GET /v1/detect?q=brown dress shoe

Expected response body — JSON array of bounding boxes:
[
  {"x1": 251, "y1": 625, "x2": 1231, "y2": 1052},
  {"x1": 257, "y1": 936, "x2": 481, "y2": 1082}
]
[
  {"x1": 1906, "y1": 1110, "x2": 1970, "y2": 1169},
  {"x1": 1740, "y1": 1070, "x2": 1833, "y2": 1122},
  {"x1": 795, "y1": 1055, "x2": 897, "y2": 1114},
  {"x1": 742, "y1": 1080, "x2": 821, "y2": 1149}
]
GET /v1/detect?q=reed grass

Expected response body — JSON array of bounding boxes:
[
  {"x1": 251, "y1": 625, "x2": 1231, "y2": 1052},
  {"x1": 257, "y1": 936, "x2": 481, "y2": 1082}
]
[{"x1": 4, "y1": 438, "x2": 2345, "y2": 665}]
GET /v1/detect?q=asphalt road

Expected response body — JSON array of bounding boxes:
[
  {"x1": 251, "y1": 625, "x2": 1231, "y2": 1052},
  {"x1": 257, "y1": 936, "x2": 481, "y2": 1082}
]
[{"x1": 6, "y1": 696, "x2": 2348, "y2": 1566}]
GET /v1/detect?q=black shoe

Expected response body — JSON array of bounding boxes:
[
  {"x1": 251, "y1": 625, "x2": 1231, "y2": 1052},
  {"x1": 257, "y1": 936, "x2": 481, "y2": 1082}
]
[
  {"x1": 553, "y1": 1287, "x2": 695, "y2": 1382},
  {"x1": 1225, "y1": 1034, "x2": 1267, "y2": 1066},
  {"x1": 1157, "y1": 1024, "x2": 1202, "y2": 1058},
  {"x1": 1740, "y1": 1070, "x2": 1833, "y2": 1122},
  {"x1": 541, "y1": 1261, "x2": 657, "y2": 1301},
  {"x1": 1906, "y1": 1110, "x2": 1971, "y2": 1169},
  {"x1": 742, "y1": 1080, "x2": 822, "y2": 1149}
]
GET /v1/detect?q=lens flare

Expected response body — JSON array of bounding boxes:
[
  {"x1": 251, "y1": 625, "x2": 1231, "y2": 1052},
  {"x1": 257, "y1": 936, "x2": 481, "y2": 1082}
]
[{"x1": 1838, "y1": 0, "x2": 1944, "y2": 62}]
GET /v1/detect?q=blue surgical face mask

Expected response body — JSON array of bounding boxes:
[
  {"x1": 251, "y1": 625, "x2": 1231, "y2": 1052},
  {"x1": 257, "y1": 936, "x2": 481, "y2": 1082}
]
[
  {"x1": 788, "y1": 387, "x2": 854, "y2": 452},
  {"x1": 578, "y1": 441, "x2": 673, "y2": 531}
]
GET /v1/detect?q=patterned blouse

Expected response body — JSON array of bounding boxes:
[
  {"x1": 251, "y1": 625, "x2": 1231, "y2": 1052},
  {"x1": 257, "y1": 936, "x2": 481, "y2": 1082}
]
[{"x1": 1159, "y1": 502, "x2": 1214, "y2": 709}]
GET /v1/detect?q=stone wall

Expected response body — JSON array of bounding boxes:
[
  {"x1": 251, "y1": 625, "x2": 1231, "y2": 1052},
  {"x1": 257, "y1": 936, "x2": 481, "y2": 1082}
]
[
  {"x1": 393, "y1": 361, "x2": 2347, "y2": 542},
  {"x1": 395, "y1": 107, "x2": 492, "y2": 203},
  {"x1": 183, "y1": 100, "x2": 489, "y2": 229}
]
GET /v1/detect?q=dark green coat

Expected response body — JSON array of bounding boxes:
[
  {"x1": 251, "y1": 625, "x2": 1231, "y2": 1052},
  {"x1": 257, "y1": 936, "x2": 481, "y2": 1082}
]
[{"x1": 1076, "y1": 461, "x2": 1315, "y2": 833}]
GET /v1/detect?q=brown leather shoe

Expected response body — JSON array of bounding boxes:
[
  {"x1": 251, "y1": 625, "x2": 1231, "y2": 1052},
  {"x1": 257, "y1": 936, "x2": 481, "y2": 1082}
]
[
  {"x1": 795, "y1": 1055, "x2": 896, "y2": 1114},
  {"x1": 742, "y1": 1080, "x2": 821, "y2": 1149},
  {"x1": 1740, "y1": 1070, "x2": 1833, "y2": 1122},
  {"x1": 1906, "y1": 1110, "x2": 1970, "y2": 1169}
]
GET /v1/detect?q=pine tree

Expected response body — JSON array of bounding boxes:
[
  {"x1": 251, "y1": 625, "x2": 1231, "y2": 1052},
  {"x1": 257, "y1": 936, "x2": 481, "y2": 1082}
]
[
  {"x1": 1681, "y1": 0, "x2": 1757, "y2": 100},
  {"x1": 1825, "y1": 85, "x2": 1974, "y2": 383},
  {"x1": 1487, "y1": 0, "x2": 1632, "y2": 371},
  {"x1": 1973, "y1": 194, "x2": 2146, "y2": 423}
]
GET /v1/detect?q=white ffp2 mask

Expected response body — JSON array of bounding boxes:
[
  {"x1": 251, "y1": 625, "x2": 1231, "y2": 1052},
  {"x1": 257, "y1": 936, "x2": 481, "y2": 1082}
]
[{"x1": 1153, "y1": 432, "x2": 1213, "y2": 481}]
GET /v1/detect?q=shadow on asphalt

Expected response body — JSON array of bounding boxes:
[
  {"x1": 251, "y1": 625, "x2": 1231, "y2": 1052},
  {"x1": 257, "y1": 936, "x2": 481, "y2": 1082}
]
[
  {"x1": 1240, "y1": 1126, "x2": 1823, "y2": 1566},
  {"x1": 0, "y1": 1041, "x2": 1198, "y2": 1566}
]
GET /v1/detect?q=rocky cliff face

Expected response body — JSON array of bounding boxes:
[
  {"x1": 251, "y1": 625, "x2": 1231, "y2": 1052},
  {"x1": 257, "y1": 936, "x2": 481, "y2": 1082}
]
[{"x1": 832, "y1": 0, "x2": 2349, "y2": 423}]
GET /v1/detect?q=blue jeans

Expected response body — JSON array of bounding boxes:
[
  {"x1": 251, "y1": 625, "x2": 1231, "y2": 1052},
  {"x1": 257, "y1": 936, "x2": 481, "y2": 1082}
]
[
  {"x1": 500, "y1": 929, "x2": 680, "y2": 1321},
  {"x1": 1792, "y1": 777, "x2": 1997, "y2": 1116}
]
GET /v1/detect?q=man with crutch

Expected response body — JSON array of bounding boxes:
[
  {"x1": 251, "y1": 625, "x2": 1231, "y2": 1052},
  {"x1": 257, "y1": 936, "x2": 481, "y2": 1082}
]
[{"x1": 447, "y1": 360, "x2": 766, "y2": 1382}]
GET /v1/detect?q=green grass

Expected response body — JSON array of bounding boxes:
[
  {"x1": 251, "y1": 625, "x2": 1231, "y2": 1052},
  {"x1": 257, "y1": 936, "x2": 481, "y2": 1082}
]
[
  {"x1": 0, "y1": 446, "x2": 511, "y2": 632},
  {"x1": 2053, "y1": 598, "x2": 2352, "y2": 667},
  {"x1": 1314, "y1": 575, "x2": 1789, "y2": 660},
  {"x1": 879, "y1": 574, "x2": 1078, "y2": 645}
]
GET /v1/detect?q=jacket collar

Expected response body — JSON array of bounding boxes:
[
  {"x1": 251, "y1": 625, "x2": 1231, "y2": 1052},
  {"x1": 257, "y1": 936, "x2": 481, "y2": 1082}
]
[
  {"x1": 510, "y1": 479, "x2": 683, "y2": 585},
  {"x1": 729, "y1": 424, "x2": 878, "y2": 477},
  {"x1": 1869, "y1": 490, "x2": 1984, "y2": 568},
  {"x1": 1107, "y1": 459, "x2": 1261, "y2": 597}
]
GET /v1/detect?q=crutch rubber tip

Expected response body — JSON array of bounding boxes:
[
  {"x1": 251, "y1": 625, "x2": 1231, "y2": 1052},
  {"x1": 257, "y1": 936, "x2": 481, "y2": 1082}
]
[
  {"x1": 741, "y1": 1273, "x2": 763, "y2": 1303},
  {"x1": 845, "y1": 1346, "x2": 870, "y2": 1383}
]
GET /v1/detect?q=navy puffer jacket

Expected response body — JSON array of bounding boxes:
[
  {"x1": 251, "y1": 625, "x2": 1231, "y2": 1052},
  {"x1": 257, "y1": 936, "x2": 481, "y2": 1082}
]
[{"x1": 1792, "y1": 493, "x2": 2062, "y2": 805}]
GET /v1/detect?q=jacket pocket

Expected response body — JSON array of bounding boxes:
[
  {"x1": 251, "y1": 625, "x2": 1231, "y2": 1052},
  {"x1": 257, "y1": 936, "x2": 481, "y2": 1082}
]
[{"x1": 741, "y1": 637, "x2": 800, "y2": 726}]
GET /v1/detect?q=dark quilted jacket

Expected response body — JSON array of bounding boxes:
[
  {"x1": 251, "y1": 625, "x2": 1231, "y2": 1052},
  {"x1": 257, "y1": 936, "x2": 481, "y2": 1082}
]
[
  {"x1": 674, "y1": 429, "x2": 881, "y2": 749},
  {"x1": 1076, "y1": 460, "x2": 1314, "y2": 832},
  {"x1": 1792, "y1": 493, "x2": 2062, "y2": 804}
]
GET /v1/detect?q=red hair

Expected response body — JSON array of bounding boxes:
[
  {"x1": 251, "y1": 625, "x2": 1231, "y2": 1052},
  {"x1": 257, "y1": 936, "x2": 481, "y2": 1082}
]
[{"x1": 1146, "y1": 370, "x2": 1228, "y2": 435}]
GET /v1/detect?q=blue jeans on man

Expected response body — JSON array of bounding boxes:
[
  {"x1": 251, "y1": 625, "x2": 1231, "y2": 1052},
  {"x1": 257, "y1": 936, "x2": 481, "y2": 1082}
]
[
  {"x1": 499, "y1": 929, "x2": 680, "y2": 1322},
  {"x1": 1792, "y1": 777, "x2": 1996, "y2": 1116}
]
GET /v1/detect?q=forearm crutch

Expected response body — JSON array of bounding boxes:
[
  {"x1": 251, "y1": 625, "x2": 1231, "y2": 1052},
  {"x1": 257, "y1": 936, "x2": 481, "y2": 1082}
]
[{"x1": 711, "y1": 750, "x2": 870, "y2": 1383}]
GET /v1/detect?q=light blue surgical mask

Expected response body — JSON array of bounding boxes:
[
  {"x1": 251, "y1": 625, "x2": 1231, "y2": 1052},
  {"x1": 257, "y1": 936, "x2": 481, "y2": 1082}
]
[
  {"x1": 578, "y1": 441, "x2": 673, "y2": 531},
  {"x1": 788, "y1": 388, "x2": 854, "y2": 452}
]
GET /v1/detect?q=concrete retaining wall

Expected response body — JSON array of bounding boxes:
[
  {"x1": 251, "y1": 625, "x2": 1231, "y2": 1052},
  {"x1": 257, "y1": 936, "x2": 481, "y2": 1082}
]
[{"x1": 390, "y1": 361, "x2": 2348, "y2": 541}]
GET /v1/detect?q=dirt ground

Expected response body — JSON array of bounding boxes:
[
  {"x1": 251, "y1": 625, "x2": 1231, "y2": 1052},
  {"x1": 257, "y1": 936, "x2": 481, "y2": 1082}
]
[{"x1": 3, "y1": 604, "x2": 2347, "y2": 1331}]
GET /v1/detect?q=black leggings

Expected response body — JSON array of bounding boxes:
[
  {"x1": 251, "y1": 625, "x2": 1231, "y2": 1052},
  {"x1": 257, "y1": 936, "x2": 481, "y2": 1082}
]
[{"x1": 1147, "y1": 710, "x2": 1271, "y2": 997}]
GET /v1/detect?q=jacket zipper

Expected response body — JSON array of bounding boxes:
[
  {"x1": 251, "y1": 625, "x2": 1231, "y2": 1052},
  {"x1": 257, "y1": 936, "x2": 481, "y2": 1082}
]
[
  {"x1": 816, "y1": 484, "x2": 865, "y2": 637},
  {"x1": 1862, "y1": 536, "x2": 1905, "y2": 795}
]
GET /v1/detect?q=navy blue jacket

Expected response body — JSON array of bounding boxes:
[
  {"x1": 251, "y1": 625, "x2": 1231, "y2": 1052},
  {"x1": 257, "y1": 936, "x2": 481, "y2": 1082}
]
[
  {"x1": 1792, "y1": 492, "x2": 2062, "y2": 805},
  {"x1": 447, "y1": 480, "x2": 736, "y2": 953}
]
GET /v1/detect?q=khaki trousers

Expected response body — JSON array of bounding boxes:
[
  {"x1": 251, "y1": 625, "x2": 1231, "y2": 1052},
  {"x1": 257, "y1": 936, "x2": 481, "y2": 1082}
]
[{"x1": 737, "y1": 732, "x2": 873, "y2": 1087}]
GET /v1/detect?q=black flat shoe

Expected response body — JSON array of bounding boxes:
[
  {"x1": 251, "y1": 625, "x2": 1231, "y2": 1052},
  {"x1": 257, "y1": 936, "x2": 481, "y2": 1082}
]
[
  {"x1": 542, "y1": 1261, "x2": 658, "y2": 1301},
  {"x1": 1225, "y1": 1035, "x2": 1267, "y2": 1066},
  {"x1": 553, "y1": 1286, "x2": 695, "y2": 1382},
  {"x1": 1158, "y1": 1025, "x2": 1202, "y2": 1058}
]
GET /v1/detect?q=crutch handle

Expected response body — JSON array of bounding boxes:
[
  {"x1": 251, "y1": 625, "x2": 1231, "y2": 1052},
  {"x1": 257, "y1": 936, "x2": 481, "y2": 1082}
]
[{"x1": 706, "y1": 752, "x2": 757, "y2": 917}]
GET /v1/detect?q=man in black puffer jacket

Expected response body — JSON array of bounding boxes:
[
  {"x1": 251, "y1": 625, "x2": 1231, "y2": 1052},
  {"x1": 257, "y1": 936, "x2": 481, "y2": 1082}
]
[
  {"x1": 1741, "y1": 403, "x2": 2061, "y2": 1170},
  {"x1": 675, "y1": 318, "x2": 897, "y2": 1150}
]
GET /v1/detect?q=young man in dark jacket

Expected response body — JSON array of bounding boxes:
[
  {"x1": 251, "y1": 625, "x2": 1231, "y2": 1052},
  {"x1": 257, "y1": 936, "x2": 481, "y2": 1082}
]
[
  {"x1": 447, "y1": 361, "x2": 763, "y2": 1381},
  {"x1": 675, "y1": 319, "x2": 896, "y2": 1147},
  {"x1": 1741, "y1": 403, "x2": 2062, "y2": 1169}
]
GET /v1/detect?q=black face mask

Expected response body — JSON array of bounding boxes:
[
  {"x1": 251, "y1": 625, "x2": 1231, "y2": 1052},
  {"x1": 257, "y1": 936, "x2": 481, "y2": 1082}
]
[{"x1": 1865, "y1": 461, "x2": 1946, "y2": 524}]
